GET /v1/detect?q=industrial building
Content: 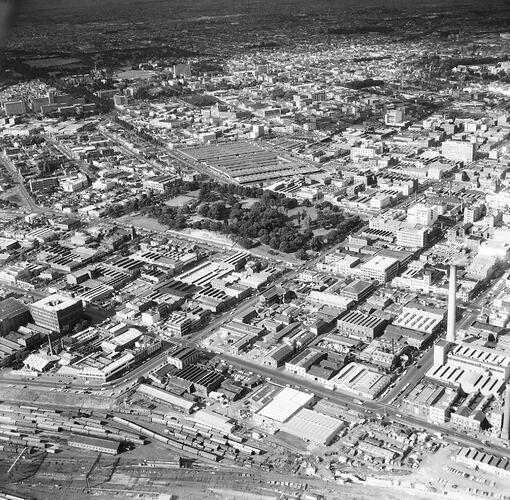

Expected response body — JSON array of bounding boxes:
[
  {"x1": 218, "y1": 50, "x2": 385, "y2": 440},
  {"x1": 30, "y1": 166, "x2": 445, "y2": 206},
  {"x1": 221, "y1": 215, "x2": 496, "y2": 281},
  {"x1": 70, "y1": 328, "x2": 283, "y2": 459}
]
[
  {"x1": 402, "y1": 381, "x2": 459, "y2": 424},
  {"x1": 180, "y1": 141, "x2": 320, "y2": 185},
  {"x1": 428, "y1": 340, "x2": 510, "y2": 396},
  {"x1": 0, "y1": 297, "x2": 30, "y2": 336},
  {"x1": 454, "y1": 447, "x2": 510, "y2": 477},
  {"x1": 68, "y1": 435, "x2": 120, "y2": 455},
  {"x1": 392, "y1": 304, "x2": 445, "y2": 335},
  {"x1": 254, "y1": 387, "x2": 314, "y2": 427},
  {"x1": 193, "y1": 409, "x2": 235, "y2": 434},
  {"x1": 337, "y1": 310, "x2": 387, "y2": 340},
  {"x1": 281, "y1": 408, "x2": 344, "y2": 445},
  {"x1": 167, "y1": 346, "x2": 201, "y2": 370},
  {"x1": 137, "y1": 383, "x2": 197, "y2": 413},
  {"x1": 29, "y1": 294, "x2": 83, "y2": 333},
  {"x1": 173, "y1": 364, "x2": 224, "y2": 397},
  {"x1": 330, "y1": 362, "x2": 391, "y2": 399}
]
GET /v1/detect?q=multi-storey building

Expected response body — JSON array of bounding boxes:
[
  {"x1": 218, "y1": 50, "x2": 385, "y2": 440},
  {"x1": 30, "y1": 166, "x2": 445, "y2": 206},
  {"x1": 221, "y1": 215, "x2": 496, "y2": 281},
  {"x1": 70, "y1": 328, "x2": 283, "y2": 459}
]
[{"x1": 29, "y1": 295, "x2": 83, "y2": 333}]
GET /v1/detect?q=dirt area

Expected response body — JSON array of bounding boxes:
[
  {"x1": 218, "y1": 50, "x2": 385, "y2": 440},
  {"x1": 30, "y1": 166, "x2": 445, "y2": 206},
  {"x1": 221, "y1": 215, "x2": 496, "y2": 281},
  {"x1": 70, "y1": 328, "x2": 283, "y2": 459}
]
[
  {"x1": 119, "y1": 215, "x2": 168, "y2": 232},
  {"x1": 0, "y1": 387, "x2": 116, "y2": 410},
  {"x1": 240, "y1": 198, "x2": 261, "y2": 209},
  {"x1": 164, "y1": 193, "x2": 199, "y2": 207},
  {"x1": 409, "y1": 444, "x2": 510, "y2": 498},
  {"x1": 0, "y1": 187, "x2": 25, "y2": 208}
]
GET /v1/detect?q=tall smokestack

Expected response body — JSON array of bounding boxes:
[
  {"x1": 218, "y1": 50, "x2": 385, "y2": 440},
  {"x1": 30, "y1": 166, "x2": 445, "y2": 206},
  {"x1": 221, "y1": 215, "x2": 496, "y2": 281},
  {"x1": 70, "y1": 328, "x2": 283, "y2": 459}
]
[
  {"x1": 47, "y1": 334, "x2": 53, "y2": 356},
  {"x1": 502, "y1": 384, "x2": 510, "y2": 441},
  {"x1": 446, "y1": 264, "x2": 457, "y2": 342}
]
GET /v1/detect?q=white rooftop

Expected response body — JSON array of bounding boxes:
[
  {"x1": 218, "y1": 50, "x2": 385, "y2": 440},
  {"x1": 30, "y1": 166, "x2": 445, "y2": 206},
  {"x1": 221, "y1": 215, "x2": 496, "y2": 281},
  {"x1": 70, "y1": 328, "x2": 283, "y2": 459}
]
[
  {"x1": 281, "y1": 408, "x2": 344, "y2": 445},
  {"x1": 257, "y1": 387, "x2": 313, "y2": 423}
]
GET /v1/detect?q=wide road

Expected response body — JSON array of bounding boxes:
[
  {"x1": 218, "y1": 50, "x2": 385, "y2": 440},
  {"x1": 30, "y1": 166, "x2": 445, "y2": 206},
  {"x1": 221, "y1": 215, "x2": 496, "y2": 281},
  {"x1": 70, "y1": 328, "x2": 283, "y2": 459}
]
[
  {"x1": 378, "y1": 347, "x2": 435, "y2": 405},
  {"x1": 0, "y1": 157, "x2": 40, "y2": 212},
  {"x1": 218, "y1": 352, "x2": 510, "y2": 459}
]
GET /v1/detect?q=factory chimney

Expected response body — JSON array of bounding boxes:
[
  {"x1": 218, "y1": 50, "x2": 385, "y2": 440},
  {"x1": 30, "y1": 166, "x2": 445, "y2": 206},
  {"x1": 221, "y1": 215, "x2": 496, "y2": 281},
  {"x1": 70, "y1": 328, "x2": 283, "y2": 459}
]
[
  {"x1": 502, "y1": 384, "x2": 510, "y2": 441},
  {"x1": 446, "y1": 264, "x2": 457, "y2": 343},
  {"x1": 47, "y1": 333, "x2": 54, "y2": 356}
]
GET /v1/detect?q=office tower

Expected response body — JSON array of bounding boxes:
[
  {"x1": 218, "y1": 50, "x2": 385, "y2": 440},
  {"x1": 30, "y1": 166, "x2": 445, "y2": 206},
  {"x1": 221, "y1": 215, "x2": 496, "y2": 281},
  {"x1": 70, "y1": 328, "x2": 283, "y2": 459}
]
[{"x1": 29, "y1": 295, "x2": 83, "y2": 333}]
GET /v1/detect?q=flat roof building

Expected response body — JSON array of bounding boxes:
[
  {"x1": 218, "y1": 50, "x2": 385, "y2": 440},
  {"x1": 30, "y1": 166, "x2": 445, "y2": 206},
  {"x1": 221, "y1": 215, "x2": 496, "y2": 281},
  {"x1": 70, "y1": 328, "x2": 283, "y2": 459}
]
[
  {"x1": 361, "y1": 255, "x2": 399, "y2": 283},
  {"x1": 68, "y1": 435, "x2": 120, "y2": 455},
  {"x1": 330, "y1": 362, "x2": 391, "y2": 400},
  {"x1": 255, "y1": 387, "x2": 314, "y2": 426},
  {"x1": 0, "y1": 297, "x2": 30, "y2": 336},
  {"x1": 341, "y1": 280, "x2": 374, "y2": 302},
  {"x1": 138, "y1": 383, "x2": 197, "y2": 413},
  {"x1": 29, "y1": 294, "x2": 83, "y2": 333},
  {"x1": 281, "y1": 408, "x2": 344, "y2": 445}
]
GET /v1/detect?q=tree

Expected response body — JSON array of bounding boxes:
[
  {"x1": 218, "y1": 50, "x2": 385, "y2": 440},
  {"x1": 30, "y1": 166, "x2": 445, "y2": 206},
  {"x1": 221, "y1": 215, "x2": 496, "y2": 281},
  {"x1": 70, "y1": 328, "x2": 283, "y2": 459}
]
[
  {"x1": 208, "y1": 202, "x2": 228, "y2": 220},
  {"x1": 279, "y1": 241, "x2": 291, "y2": 253},
  {"x1": 295, "y1": 248, "x2": 307, "y2": 260},
  {"x1": 269, "y1": 237, "x2": 280, "y2": 249},
  {"x1": 310, "y1": 236, "x2": 323, "y2": 251},
  {"x1": 198, "y1": 203, "x2": 210, "y2": 217},
  {"x1": 239, "y1": 237, "x2": 253, "y2": 249}
]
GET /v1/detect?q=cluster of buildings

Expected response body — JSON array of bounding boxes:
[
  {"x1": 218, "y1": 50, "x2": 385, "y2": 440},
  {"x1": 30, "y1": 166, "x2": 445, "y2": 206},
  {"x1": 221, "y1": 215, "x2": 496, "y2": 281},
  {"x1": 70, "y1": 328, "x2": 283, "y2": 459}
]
[{"x1": 1, "y1": 12, "x2": 510, "y2": 490}]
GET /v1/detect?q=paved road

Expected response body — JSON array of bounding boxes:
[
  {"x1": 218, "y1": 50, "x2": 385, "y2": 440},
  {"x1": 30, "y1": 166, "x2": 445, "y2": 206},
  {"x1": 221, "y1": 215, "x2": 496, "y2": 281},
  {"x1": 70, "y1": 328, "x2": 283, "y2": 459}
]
[
  {"x1": 99, "y1": 125, "x2": 168, "y2": 175},
  {"x1": 0, "y1": 157, "x2": 40, "y2": 212},
  {"x1": 378, "y1": 348, "x2": 434, "y2": 405},
  {"x1": 42, "y1": 134, "x2": 97, "y2": 180},
  {"x1": 218, "y1": 353, "x2": 510, "y2": 459}
]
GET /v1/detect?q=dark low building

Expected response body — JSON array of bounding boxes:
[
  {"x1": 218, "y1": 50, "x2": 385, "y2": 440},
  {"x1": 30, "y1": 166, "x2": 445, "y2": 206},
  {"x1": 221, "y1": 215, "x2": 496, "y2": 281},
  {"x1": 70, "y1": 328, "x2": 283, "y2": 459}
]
[
  {"x1": 172, "y1": 364, "x2": 224, "y2": 397},
  {"x1": 0, "y1": 298, "x2": 30, "y2": 336}
]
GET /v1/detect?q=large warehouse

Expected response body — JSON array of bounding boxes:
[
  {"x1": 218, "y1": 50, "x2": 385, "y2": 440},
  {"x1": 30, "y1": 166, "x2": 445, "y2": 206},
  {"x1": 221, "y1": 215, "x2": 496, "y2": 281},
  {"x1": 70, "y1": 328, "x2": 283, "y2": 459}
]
[
  {"x1": 254, "y1": 387, "x2": 314, "y2": 427},
  {"x1": 330, "y1": 362, "x2": 391, "y2": 399},
  {"x1": 180, "y1": 142, "x2": 320, "y2": 185},
  {"x1": 281, "y1": 408, "x2": 344, "y2": 445}
]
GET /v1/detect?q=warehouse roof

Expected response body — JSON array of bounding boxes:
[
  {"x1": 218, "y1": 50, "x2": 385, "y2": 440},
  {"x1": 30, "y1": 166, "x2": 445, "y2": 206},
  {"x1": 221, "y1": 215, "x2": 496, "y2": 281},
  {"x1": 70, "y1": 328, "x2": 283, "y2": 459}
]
[
  {"x1": 281, "y1": 408, "x2": 344, "y2": 445},
  {"x1": 193, "y1": 409, "x2": 235, "y2": 434},
  {"x1": 68, "y1": 434, "x2": 120, "y2": 453},
  {"x1": 0, "y1": 297, "x2": 28, "y2": 320},
  {"x1": 138, "y1": 383, "x2": 196, "y2": 412},
  {"x1": 257, "y1": 387, "x2": 313, "y2": 423}
]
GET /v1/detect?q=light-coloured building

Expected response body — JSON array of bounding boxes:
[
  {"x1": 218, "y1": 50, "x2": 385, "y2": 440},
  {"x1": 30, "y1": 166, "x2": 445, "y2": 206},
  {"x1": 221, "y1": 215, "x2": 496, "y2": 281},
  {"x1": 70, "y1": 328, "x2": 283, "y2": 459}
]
[
  {"x1": 442, "y1": 140, "x2": 475, "y2": 162},
  {"x1": 396, "y1": 225, "x2": 429, "y2": 249},
  {"x1": 330, "y1": 362, "x2": 391, "y2": 399},
  {"x1": 407, "y1": 203, "x2": 439, "y2": 226},
  {"x1": 361, "y1": 255, "x2": 399, "y2": 283},
  {"x1": 29, "y1": 294, "x2": 83, "y2": 333},
  {"x1": 254, "y1": 387, "x2": 314, "y2": 427}
]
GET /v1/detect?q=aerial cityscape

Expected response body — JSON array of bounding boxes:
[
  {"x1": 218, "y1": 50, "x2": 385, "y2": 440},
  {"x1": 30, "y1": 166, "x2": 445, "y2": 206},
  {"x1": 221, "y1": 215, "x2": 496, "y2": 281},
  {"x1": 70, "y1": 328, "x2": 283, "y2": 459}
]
[{"x1": 1, "y1": 0, "x2": 510, "y2": 499}]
